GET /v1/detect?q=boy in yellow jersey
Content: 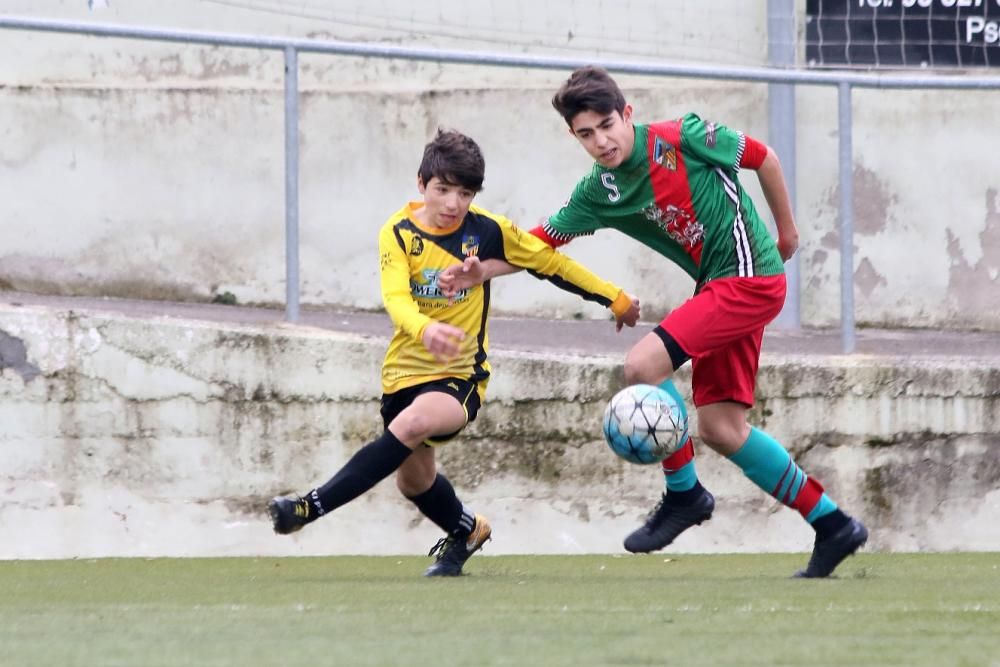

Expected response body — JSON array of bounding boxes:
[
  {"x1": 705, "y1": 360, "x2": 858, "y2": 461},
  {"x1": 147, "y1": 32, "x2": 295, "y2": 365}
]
[{"x1": 269, "y1": 129, "x2": 640, "y2": 577}]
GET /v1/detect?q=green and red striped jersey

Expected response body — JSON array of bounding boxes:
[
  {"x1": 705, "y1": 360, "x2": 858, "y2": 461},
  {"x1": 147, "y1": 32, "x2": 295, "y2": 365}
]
[{"x1": 545, "y1": 113, "x2": 784, "y2": 290}]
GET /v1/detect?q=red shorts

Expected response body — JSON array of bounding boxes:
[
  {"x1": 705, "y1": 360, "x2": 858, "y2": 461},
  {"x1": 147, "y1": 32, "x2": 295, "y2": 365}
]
[{"x1": 660, "y1": 274, "x2": 786, "y2": 408}]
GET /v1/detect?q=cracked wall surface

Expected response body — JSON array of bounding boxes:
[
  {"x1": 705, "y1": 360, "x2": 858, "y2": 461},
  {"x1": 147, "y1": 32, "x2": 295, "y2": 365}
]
[{"x1": 1, "y1": 304, "x2": 998, "y2": 559}]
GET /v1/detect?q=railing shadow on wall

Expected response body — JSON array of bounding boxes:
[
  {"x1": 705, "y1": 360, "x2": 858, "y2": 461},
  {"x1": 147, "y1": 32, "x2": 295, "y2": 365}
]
[{"x1": 3, "y1": 15, "x2": 1000, "y2": 353}]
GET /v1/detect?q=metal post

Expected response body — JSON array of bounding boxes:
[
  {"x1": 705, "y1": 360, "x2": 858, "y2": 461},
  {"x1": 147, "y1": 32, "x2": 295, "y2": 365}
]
[
  {"x1": 767, "y1": 0, "x2": 800, "y2": 330},
  {"x1": 838, "y1": 82, "x2": 855, "y2": 353},
  {"x1": 284, "y1": 45, "x2": 300, "y2": 322}
]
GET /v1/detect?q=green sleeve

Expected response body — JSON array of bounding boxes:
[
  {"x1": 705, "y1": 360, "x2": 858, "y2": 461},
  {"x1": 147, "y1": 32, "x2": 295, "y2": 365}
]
[
  {"x1": 545, "y1": 178, "x2": 604, "y2": 240},
  {"x1": 679, "y1": 112, "x2": 745, "y2": 172}
]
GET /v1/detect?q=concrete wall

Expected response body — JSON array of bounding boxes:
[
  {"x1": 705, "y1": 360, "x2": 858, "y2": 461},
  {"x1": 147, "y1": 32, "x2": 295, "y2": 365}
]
[
  {"x1": 2, "y1": 303, "x2": 998, "y2": 559},
  {"x1": 2, "y1": 2, "x2": 1000, "y2": 330}
]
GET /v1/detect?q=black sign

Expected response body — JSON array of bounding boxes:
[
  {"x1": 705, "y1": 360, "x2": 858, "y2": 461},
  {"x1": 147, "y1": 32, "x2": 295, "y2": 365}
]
[{"x1": 806, "y1": 0, "x2": 1000, "y2": 67}]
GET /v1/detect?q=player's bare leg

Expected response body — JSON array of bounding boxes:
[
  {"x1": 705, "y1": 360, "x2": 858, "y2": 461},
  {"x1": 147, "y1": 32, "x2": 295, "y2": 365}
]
[{"x1": 623, "y1": 331, "x2": 676, "y2": 386}]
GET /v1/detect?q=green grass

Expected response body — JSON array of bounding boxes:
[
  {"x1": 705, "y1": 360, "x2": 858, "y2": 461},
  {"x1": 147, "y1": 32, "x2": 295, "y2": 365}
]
[{"x1": 1, "y1": 553, "x2": 997, "y2": 667}]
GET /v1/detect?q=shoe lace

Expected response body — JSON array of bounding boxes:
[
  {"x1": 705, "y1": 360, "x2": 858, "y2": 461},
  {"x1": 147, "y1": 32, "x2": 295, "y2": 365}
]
[
  {"x1": 428, "y1": 536, "x2": 450, "y2": 558},
  {"x1": 427, "y1": 534, "x2": 467, "y2": 562},
  {"x1": 643, "y1": 494, "x2": 670, "y2": 524}
]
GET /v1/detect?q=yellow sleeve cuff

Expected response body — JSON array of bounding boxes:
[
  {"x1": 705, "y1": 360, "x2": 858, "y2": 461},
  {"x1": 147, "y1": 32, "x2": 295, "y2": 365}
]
[
  {"x1": 609, "y1": 290, "x2": 632, "y2": 318},
  {"x1": 413, "y1": 319, "x2": 432, "y2": 343}
]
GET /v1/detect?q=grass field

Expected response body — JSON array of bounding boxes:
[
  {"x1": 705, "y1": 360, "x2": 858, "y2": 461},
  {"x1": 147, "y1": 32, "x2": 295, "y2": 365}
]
[{"x1": 1, "y1": 553, "x2": 997, "y2": 667}]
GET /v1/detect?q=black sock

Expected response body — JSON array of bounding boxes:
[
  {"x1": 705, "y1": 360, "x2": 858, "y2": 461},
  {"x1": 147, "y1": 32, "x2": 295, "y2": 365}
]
[
  {"x1": 306, "y1": 430, "x2": 412, "y2": 518},
  {"x1": 812, "y1": 509, "x2": 851, "y2": 540},
  {"x1": 666, "y1": 481, "x2": 707, "y2": 507},
  {"x1": 407, "y1": 474, "x2": 473, "y2": 536}
]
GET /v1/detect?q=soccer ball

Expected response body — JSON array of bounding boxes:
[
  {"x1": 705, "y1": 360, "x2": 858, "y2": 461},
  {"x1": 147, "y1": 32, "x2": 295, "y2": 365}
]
[{"x1": 602, "y1": 384, "x2": 688, "y2": 464}]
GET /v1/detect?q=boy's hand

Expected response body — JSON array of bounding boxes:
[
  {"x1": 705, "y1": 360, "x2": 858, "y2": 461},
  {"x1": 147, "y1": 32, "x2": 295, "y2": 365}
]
[
  {"x1": 438, "y1": 256, "x2": 488, "y2": 301},
  {"x1": 616, "y1": 294, "x2": 641, "y2": 332},
  {"x1": 776, "y1": 228, "x2": 799, "y2": 261},
  {"x1": 422, "y1": 322, "x2": 465, "y2": 361}
]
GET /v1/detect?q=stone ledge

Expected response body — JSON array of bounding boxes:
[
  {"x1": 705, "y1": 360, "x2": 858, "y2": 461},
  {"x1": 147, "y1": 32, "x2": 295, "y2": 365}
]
[{"x1": 2, "y1": 306, "x2": 998, "y2": 558}]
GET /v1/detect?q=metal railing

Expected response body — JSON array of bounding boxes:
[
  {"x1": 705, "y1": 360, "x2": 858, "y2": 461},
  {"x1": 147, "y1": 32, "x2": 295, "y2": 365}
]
[{"x1": 4, "y1": 15, "x2": 1000, "y2": 352}]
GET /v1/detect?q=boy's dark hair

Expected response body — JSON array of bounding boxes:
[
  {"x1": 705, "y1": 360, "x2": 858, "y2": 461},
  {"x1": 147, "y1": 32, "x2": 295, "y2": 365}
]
[
  {"x1": 551, "y1": 65, "x2": 627, "y2": 126},
  {"x1": 417, "y1": 129, "x2": 485, "y2": 192}
]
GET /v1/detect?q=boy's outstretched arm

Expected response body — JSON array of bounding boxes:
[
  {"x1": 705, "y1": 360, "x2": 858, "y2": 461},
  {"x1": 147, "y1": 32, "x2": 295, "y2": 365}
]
[
  {"x1": 478, "y1": 216, "x2": 641, "y2": 328},
  {"x1": 438, "y1": 256, "x2": 520, "y2": 298},
  {"x1": 742, "y1": 139, "x2": 799, "y2": 262},
  {"x1": 439, "y1": 254, "x2": 639, "y2": 330},
  {"x1": 437, "y1": 217, "x2": 570, "y2": 297}
]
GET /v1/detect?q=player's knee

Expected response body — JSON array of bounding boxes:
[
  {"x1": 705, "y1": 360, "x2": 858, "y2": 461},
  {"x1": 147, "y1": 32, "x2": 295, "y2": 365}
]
[
  {"x1": 622, "y1": 356, "x2": 646, "y2": 385},
  {"x1": 696, "y1": 420, "x2": 727, "y2": 449},
  {"x1": 390, "y1": 411, "x2": 434, "y2": 445},
  {"x1": 623, "y1": 352, "x2": 665, "y2": 386},
  {"x1": 697, "y1": 416, "x2": 749, "y2": 451},
  {"x1": 396, "y1": 465, "x2": 434, "y2": 497},
  {"x1": 624, "y1": 329, "x2": 682, "y2": 386}
]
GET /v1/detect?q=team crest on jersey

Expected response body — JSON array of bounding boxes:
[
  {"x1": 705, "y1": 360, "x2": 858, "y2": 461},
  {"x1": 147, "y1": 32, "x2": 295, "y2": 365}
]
[
  {"x1": 410, "y1": 235, "x2": 424, "y2": 256},
  {"x1": 653, "y1": 137, "x2": 677, "y2": 171},
  {"x1": 704, "y1": 121, "x2": 718, "y2": 148},
  {"x1": 461, "y1": 235, "x2": 480, "y2": 257}
]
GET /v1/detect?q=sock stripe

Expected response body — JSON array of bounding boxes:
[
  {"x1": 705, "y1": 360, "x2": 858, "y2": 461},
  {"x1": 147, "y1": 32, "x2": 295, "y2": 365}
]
[
  {"x1": 781, "y1": 467, "x2": 802, "y2": 504},
  {"x1": 791, "y1": 471, "x2": 807, "y2": 502},
  {"x1": 731, "y1": 427, "x2": 839, "y2": 521},
  {"x1": 771, "y1": 460, "x2": 794, "y2": 498},
  {"x1": 457, "y1": 507, "x2": 475, "y2": 533}
]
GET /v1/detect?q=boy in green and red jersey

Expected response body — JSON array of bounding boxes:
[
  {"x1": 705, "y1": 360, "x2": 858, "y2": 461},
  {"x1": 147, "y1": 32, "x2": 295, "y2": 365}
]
[{"x1": 440, "y1": 67, "x2": 867, "y2": 578}]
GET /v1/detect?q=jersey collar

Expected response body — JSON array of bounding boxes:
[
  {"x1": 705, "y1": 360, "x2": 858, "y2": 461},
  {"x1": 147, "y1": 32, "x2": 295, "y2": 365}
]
[
  {"x1": 405, "y1": 201, "x2": 465, "y2": 236},
  {"x1": 613, "y1": 123, "x2": 648, "y2": 174}
]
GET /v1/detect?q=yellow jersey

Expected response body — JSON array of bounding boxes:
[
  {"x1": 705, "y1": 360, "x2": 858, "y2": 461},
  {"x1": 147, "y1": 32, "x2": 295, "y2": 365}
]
[{"x1": 378, "y1": 201, "x2": 631, "y2": 395}]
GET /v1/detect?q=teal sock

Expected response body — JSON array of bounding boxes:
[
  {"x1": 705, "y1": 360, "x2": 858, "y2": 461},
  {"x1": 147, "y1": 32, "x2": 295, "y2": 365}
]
[
  {"x1": 658, "y1": 379, "x2": 697, "y2": 493},
  {"x1": 805, "y1": 496, "x2": 838, "y2": 523},
  {"x1": 666, "y1": 461, "x2": 697, "y2": 492},
  {"x1": 728, "y1": 427, "x2": 837, "y2": 522}
]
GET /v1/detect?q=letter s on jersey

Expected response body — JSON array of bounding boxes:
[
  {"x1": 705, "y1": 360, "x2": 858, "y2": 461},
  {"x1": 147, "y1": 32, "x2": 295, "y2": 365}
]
[{"x1": 600, "y1": 172, "x2": 621, "y2": 202}]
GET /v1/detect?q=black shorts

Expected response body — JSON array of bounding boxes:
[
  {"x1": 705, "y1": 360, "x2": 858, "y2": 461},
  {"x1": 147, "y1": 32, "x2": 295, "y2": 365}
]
[{"x1": 380, "y1": 377, "x2": 483, "y2": 446}]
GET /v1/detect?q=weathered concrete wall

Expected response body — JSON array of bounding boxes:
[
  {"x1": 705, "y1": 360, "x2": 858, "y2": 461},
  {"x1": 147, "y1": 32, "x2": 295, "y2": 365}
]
[
  {"x1": 2, "y1": 303, "x2": 998, "y2": 559},
  {"x1": 2, "y1": 2, "x2": 1000, "y2": 330}
]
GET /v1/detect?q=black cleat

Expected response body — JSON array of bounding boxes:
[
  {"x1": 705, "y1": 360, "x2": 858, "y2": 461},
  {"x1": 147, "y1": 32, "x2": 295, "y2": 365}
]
[
  {"x1": 268, "y1": 494, "x2": 312, "y2": 534},
  {"x1": 424, "y1": 514, "x2": 492, "y2": 577},
  {"x1": 624, "y1": 490, "x2": 715, "y2": 553},
  {"x1": 795, "y1": 517, "x2": 868, "y2": 578}
]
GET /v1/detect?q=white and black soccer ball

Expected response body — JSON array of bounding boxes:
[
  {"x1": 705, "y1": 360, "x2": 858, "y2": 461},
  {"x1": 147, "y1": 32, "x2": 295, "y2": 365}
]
[{"x1": 602, "y1": 384, "x2": 688, "y2": 464}]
